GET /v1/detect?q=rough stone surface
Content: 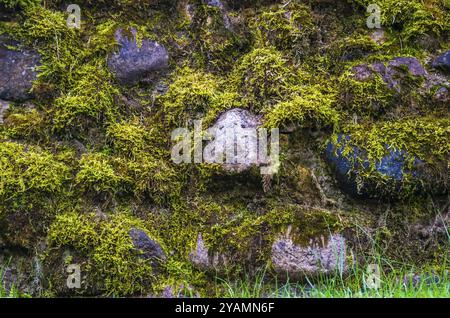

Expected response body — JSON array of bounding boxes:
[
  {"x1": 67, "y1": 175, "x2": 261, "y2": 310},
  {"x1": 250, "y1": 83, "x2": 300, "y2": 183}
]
[
  {"x1": 189, "y1": 234, "x2": 228, "y2": 271},
  {"x1": 325, "y1": 134, "x2": 422, "y2": 197},
  {"x1": 108, "y1": 28, "x2": 169, "y2": 85},
  {"x1": 0, "y1": 99, "x2": 9, "y2": 124},
  {"x1": 352, "y1": 57, "x2": 427, "y2": 92},
  {"x1": 431, "y1": 50, "x2": 450, "y2": 73},
  {"x1": 205, "y1": 108, "x2": 265, "y2": 173},
  {"x1": 271, "y1": 232, "x2": 348, "y2": 277},
  {"x1": 129, "y1": 228, "x2": 166, "y2": 263},
  {"x1": 0, "y1": 40, "x2": 41, "y2": 101}
]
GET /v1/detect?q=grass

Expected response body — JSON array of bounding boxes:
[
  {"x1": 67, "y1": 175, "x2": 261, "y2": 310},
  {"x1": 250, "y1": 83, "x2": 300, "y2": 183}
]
[
  {"x1": 215, "y1": 220, "x2": 450, "y2": 298},
  {"x1": 0, "y1": 258, "x2": 21, "y2": 298},
  {"x1": 215, "y1": 262, "x2": 449, "y2": 298}
]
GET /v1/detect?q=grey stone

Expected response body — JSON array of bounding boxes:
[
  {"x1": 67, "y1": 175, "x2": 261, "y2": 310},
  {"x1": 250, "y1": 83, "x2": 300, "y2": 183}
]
[
  {"x1": 271, "y1": 231, "x2": 348, "y2": 278},
  {"x1": 205, "y1": 108, "x2": 266, "y2": 173},
  {"x1": 0, "y1": 99, "x2": 9, "y2": 124},
  {"x1": 189, "y1": 233, "x2": 228, "y2": 271},
  {"x1": 0, "y1": 40, "x2": 41, "y2": 101},
  {"x1": 129, "y1": 228, "x2": 166, "y2": 263},
  {"x1": 108, "y1": 28, "x2": 169, "y2": 85}
]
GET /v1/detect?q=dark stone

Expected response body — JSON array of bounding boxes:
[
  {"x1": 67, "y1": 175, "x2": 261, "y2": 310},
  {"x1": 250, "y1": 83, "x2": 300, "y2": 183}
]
[
  {"x1": 0, "y1": 99, "x2": 9, "y2": 124},
  {"x1": 0, "y1": 39, "x2": 41, "y2": 102},
  {"x1": 431, "y1": 51, "x2": 450, "y2": 73},
  {"x1": 129, "y1": 228, "x2": 166, "y2": 263},
  {"x1": 325, "y1": 134, "x2": 423, "y2": 197},
  {"x1": 108, "y1": 28, "x2": 169, "y2": 85}
]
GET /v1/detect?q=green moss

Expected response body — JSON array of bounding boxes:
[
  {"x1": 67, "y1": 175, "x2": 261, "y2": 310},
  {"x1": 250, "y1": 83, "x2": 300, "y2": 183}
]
[
  {"x1": 0, "y1": 141, "x2": 71, "y2": 201},
  {"x1": 47, "y1": 212, "x2": 163, "y2": 296},
  {"x1": 0, "y1": 0, "x2": 39, "y2": 9},
  {"x1": 229, "y1": 46, "x2": 294, "y2": 112},
  {"x1": 335, "y1": 116, "x2": 450, "y2": 194},
  {"x1": 354, "y1": 0, "x2": 449, "y2": 43},
  {"x1": 76, "y1": 152, "x2": 124, "y2": 195},
  {"x1": 159, "y1": 66, "x2": 220, "y2": 127},
  {"x1": 338, "y1": 65, "x2": 395, "y2": 117},
  {"x1": 250, "y1": 2, "x2": 317, "y2": 58},
  {"x1": 263, "y1": 84, "x2": 339, "y2": 130}
]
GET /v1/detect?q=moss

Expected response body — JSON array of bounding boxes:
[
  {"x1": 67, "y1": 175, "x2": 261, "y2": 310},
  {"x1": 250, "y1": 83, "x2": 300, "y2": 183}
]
[
  {"x1": 47, "y1": 211, "x2": 163, "y2": 296},
  {"x1": 250, "y1": 2, "x2": 317, "y2": 59},
  {"x1": 263, "y1": 84, "x2": 339, "y2": 130},
  {"x1": 0, "y1": 0, "x2": 39, "y2": 9},
  {"x1": 354, "y1": 0, "x2": 449, "y2": 43},
  {"x1": 75, "y1": 152, "x2": 124, "y2": 195},
  {"x1": 335, "y1": 116, "x2": 450, "y2": 195},
  {"x1": 229, "y1": 46, "x2": 294, "y2": 113},
  {"x1": 0, "y1": 141, "x2": 71, "y2": 202},
  {"x1": 159, "y1": 66, "x2": 221, "y2": 127},
  {"x1": 338, "y1": 64, "x2": 395, "y2": 117}
]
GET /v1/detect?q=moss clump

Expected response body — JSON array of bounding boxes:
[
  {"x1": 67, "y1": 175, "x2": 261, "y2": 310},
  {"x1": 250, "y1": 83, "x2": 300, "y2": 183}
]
[
  {"x1": 76, "y1": 153, "x2": 124, "y2": 195},
  {"x1": 229, "y1": 46, "x2": 295, "y2": 112},
  {"x1": 47, "y1": 212, "x2": 164, "y2": 296},
  {"x1": 0, "y1": 141, "x2": 71, "y2": 204},
  {"x1": 250, "y1": 2, "x2": 317, "y2": 59},
  {"x1": 354, "y1": 0, "x2": 449, "y2": 43},
  {"x1": 264, "y1": 84, "x2": 339, "y2": 130},
  {"x1": 0, "y1": 141, "x2": 71, "y2": 246},
  {"x1": 0, "y1": 0, "x2": 39, "y2": 9},
  {"x1": 338, "y1": 65, "x2": 395, "y2": 117},
  {"x1": 159, "y1": 66, "x2": 220, "y2": 127},
  {"x1": 335, "y1": 116, "x2": 450, "y2": 194}
]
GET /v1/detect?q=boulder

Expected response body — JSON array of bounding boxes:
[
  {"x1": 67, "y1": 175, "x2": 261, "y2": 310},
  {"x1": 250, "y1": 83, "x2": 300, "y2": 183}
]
[
  {"x1": 0, "y1": 39, "x2": 41, "y2": 101},
  {"x1": 205, "y1": 108, "x2": 266, "y2": 173},
  {"x1": 325, "y1": 134, "x2": 423, "y2": 197},
  {"x1": 189, "y1": 234, "x2": 228, "y2": 272},
  {"x1": 108, "y1": 28, "x2": 169, "y2": 85},
  {"x1": 129, "y1": 228, "x2": 166, "y2": 265},
  {"x1": 431, "y1": 50, "x2": 450, "y2": 73},
  {"x1": 271, "y1": 231, "x2": 348, "y2": 278},
  {"x1": 0, "y1": 99, "x2": 9, "y2": 124}
]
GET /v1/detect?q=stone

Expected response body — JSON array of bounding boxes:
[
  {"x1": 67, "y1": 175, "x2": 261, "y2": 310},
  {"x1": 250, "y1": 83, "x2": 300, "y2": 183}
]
[
  {"x1": 108, "y1": 28, "x2": 169, "y2": 85},
  {"x1": 205, "y1": 108, "x2": 266, "y2": 173},
  {"x1": 271, "y1": 231, "x2": 348, "y2": 278},
  {"x1": 129, "y1": 228, "x2": 166, "y2": 264},
  {"x1": 431, "y1": 50, "x2": 450, "y2": 73},
  {"x1": 0, "y1": 99, "x2": 9, "y2": 124},
  {"x1": 0, "y1": 39, "x2": 41, "y2": 101},
  {"x1": 325, "y1": 134, "x2": 423, "y2": 197},
  {"x1": 352, "y1": 57, "x2": 427, "y2": 92},
  {"x1": 189, "y1": 233, "x2": 228, "y2": 271}
]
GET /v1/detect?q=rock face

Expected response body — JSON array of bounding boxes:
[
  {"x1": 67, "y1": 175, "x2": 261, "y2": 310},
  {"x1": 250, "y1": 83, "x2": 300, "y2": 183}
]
[
  {"x1": 0, "y1": 99, "x2": 9, "y2": 124},
  {"x1": 325, "y1": 134, "x2": 422, "y2": 197},
  {"x1": 432, "y1": 51, "x2": 450, "y2": 73},
  {"x1": 271, "y1": 232, "x2": 348, "y2": 278},
  {"x1": 205, "y1": 108, "x2": 266, "y2": 173},
  {"x1": 129, "y1": 228, "x2": 166, "y2": 264},
  {"x1": 352, "y1": 57, "x2": 427, "y2": 92},
  {"x1": 108, "y1": 28, "x2": 169, "y2": 85},
  {"x1": 0, "y1": 40, "x2": 41, "y2": 101},
  {"x1": 189, "y1": 234, "x2": 228, "y2": 271}
]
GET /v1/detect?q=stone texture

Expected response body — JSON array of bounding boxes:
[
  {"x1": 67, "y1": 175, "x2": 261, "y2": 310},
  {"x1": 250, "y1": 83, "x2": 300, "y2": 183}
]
[
  {"x1": 0, "y1": 99, "x2": 9, "y2": 124},
  {"x1": 205, "y1": 108, "x2": 265, "y2": 173},
  {"x1": 108, "y1": 28, "x2": 169, "y2": 85},
  {"x1": 325, "y1": 134, "x2": 423, "y2": 197},
  {"x1": 0, "y1": 39, "x2": 41, "y2": 101},
  {"x1": 189, "y1": 234, "x2": 228, "y2": 271},
  {"x1": 431, "y1": 50, "x2": 450, "y2": 73},
  {"x1": 271, "y1": 231, "x2": 348, "y2": 278},
  {"x1": 129, "y1": 228, "x2": 166, "y2": 264}
]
